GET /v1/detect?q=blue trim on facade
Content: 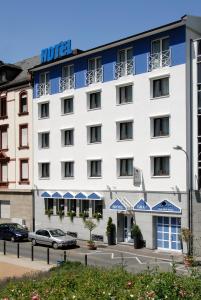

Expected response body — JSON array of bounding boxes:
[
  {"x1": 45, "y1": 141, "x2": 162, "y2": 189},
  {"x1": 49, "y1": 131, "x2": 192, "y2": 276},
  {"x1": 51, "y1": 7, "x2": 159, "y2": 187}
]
[
  {"x1": 88, "y1": 192, "x2": 102, "y2": 200},
  {"x1": 75, "y1": 192, "x2": 88, "y2": 199},
  {"x1": 152, "y1": 200, "x2": 181, "y2": 213},
  {"x1": 134, "y1": 199, "x2": 151, "y2": 211},
  {"x1": 110, "y1": 199, "x2": 127, "y2": 211},
  {"x1": 63, "y1": 192, "x2": 75, "y2": 199},
  {"x1": 33, "y1": 26, "x2": 186, "y2": 98},
  {"x1": 51, "y1": 192, "x2": 63, "y2": 198},
  {"x1": 41, "y1": 191, "x2": 52, "y2": 198}
]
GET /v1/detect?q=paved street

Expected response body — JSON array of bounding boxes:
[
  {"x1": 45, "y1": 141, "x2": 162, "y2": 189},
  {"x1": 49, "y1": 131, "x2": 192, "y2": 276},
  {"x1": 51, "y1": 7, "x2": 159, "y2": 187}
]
[{"x1": 0, "y1": 240, "x2": 189, "y2": 274}]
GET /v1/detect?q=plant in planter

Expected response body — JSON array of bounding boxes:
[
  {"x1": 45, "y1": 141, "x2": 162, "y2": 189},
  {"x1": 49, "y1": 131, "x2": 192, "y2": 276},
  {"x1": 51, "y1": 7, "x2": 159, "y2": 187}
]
[
  {"x1": 56, "y1": 209, "x2": 65, "y2": 220},
  {"x1": 131, "y1": 224, "x2": 142, "y2": 249},
  {"x1": 79, "y1": 210, "x2": 89, "y2": 221},
  {"x1": 106, "y1": 217, "x2": 116, "y2": 245},
  {"x1": 93, "y1": 212, "x2": 102, "y2": 221},
  {"x1": 84, "y1": 219, "x2": 97, "y2": 250},
  {"x1": 181, "y1": 227, "x2": 194, "y2": 267},
  {"x1": 67, "y1": 210, "x2": 76, "y2": 222},
  {"x1": 45, "y1": 209, "x2": 53, "y2": 218}
]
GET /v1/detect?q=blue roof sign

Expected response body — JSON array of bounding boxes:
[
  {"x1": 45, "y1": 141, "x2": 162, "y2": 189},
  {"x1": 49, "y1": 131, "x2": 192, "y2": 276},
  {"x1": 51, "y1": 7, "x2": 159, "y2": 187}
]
[
  {"x1": 110, "y1": 199, "x2": 127, "y2": 211},
  {"x1": 134, "y1": 199, "x2": 150, "y2": 211},
  {"x1": 152, "y1": 200, "x2": 181, "y2": 213},
  {"x1": 41, "y1": 40, "x2": 72, "y2": 64}
]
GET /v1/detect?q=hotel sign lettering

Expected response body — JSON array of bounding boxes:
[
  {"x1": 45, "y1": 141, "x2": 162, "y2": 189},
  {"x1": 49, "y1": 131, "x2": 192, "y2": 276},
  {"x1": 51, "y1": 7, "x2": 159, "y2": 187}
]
[{"x1": 41, "y1": 40, "x2": 72, "y2": 63}]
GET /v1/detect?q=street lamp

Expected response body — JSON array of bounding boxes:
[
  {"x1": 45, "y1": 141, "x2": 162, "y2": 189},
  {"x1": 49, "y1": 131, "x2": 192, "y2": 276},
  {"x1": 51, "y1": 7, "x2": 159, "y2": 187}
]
[{"x1": 173, "y1": 145, "x2": 192, "y2": 254}]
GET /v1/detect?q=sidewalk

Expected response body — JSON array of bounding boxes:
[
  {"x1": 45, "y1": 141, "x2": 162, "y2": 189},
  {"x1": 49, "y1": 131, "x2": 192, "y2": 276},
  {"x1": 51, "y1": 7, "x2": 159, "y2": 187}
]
[
  {"x1": 0, "y1": 253, "x2": 54, "y2": 280},
  {"x1": 78, "y1": 240, "x2": 183, "y2": 262}
]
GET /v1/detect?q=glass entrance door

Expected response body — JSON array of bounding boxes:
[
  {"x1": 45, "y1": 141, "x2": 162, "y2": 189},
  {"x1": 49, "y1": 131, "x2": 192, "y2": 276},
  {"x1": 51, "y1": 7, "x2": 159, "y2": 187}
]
[
  {"x1": 156, "y1": 216, "x2": 181, "y2": 251},
  {"x1": 124, "y1": 215, "x2": 134, "y2": 242}
]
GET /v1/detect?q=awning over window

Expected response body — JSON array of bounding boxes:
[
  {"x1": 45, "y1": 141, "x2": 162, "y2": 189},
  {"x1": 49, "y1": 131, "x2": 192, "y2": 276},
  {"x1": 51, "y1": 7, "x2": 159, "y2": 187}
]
[
  {"x1": 63, "y1": 192, "x2": 75, "y2": 199},
  {"x1": 51, "y1": 191, "x2": 63, "y2": 198},
  {"x1": 75, "y1": 192, "x2": 88, "y2": 199},
  {"x1": 88, "y1": 192, "x2": 103, "y2": 200},
  {"x1": 41, "y1": 191, "x2": 52, "y2": 198}
]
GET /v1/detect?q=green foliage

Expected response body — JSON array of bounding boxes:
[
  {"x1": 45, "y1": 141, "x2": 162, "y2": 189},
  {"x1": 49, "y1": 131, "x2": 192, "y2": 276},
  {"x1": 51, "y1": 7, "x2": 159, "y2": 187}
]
[
  {"x1": 85, "y1": 219, "x2": 97, "y2": 241},
  {"x1": 1, "y1": 261, "x2": 201, "y2": 299},
  {"x1": 131, "y1": 224, "x2": 142, "y2": 238},
  {"x1": 67, "y1": 210, "x2": 76, "y2": 222},
  {"x1": 106, "y1": 217, "x2": 115, "y2": 234}
]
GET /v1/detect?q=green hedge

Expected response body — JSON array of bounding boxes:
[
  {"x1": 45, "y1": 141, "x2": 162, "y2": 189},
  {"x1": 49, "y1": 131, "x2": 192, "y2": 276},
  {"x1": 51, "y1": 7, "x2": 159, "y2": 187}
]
[{"x1": 0, "y1": 261, "x2": 201, "y2": 299}]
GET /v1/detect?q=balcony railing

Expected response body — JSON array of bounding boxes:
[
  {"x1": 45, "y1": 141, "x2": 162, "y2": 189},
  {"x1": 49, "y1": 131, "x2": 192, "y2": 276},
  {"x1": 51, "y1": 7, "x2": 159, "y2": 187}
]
[
  {"x1": 148, "y1": 49, "x2": 171, "y2": 71},
  {"x1": 85, "y1": 67, "x2": 103, "y2": 85},
  {"x1": 114, "y1": 59, "x2": 134, "y2": 79},
  {"x1": 59, "y1": 75, "x2": 75, "y2": 92},
  {"x1": 37, "y1": 83, "x2": 50, "y2": 97}
]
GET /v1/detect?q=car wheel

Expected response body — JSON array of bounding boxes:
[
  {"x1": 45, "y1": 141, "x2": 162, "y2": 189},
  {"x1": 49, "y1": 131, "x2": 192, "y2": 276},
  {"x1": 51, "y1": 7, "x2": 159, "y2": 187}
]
[
  {"x1": 32, "y1": 239, "x2": 37, "y2": 246},
  {"x1": 52, "y1": 242, "x2": 59, "y2": 249},
  {"x1": 11, "y1": 236, "x2": 15, "y2": 242}
]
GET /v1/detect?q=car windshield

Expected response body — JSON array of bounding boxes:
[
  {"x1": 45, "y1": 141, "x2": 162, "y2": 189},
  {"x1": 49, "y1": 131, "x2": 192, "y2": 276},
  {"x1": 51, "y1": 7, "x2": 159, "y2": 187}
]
[
  {"x1": 9, "y1": 224, "x2": 25, "y2": 230},
  {"x1": 49, "y1": 229, "x2": 66, "y2": 237}
]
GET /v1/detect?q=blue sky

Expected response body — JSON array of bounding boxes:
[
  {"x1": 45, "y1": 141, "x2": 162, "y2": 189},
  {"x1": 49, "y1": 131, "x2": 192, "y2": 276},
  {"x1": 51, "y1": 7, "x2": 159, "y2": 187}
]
[{"x1": 1, "y1": 0, "x2": 201, "y2": 63}]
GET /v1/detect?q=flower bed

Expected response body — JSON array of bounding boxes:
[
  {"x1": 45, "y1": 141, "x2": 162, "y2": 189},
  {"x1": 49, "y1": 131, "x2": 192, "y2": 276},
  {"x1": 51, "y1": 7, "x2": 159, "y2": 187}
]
[{"x1": 0, "y1": 262, "x2": 201, "y2": 299}]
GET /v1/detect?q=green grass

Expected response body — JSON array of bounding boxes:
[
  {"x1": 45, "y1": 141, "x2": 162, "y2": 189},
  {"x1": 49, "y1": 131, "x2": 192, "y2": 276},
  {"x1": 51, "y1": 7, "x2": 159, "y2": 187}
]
[{"x1": 0, "y1": 261, "x2": 201, "y2": 299}]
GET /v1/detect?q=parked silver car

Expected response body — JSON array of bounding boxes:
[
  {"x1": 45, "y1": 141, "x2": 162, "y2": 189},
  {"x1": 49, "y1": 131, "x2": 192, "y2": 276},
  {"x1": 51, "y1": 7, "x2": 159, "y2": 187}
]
[{"x1": 29, "y1": 228, "x2": 77, "y2": 249}]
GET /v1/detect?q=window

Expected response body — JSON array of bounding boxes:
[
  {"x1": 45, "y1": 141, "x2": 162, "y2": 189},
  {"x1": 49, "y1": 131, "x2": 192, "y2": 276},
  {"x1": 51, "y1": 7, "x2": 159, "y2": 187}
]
[
  {"x1": 60, "y1": 65, "x2": 74, "y2": 91},
  {"x1": 38, "y1": 102, "x2": 49, "y2": 119},
  {"x1": 0, "y1": 97, "x2": 7, "y2": 118},
  {"x1": 118, "y1": 158, "x2": 133, "y2": 177},
  {"x1": 67, "y1": 199, "x2": 76, "y2": 212},
  {"x1": 88, "y1": 160, "x2": 102, "y2": 177},
  {"x1": 92, "y1": 201, "x2": 103, "y2": 219},
  {"x1": 0, "y1": 125, "x2": 8, "y2": 150},
  {"x1": 19, "y1": 159, "x2": 29, "y2": 183},
  {"x1": 117, "y1": 48, "x2": 133, "y2": 77},
  {"x1": 88, "y1": 125, "x2": 101, "y2": 143},
  {"x1": 0, "y1": 163, "x2": 8, "y2": 182},
  {"x1": 86, "y1": 57, "x2": 102, "y2": 84},
  {"x1": 61, "y1": 97, "x2": 73, "y2": 114},
  {"x1": 153, "y1": 156, "x2": 170, "y2": 176},
  {"x1": 88, "y1": 92, "x2": 101, "y2": 110},
  {"x1": 19, "y1": 92, "x2": 28, "y2": 114},
  {"x1": 19, "y1": 124, "x2": 28, "y2": 148},
  {"x1": 152, "y1": 117, "x2": 169, "y2": 137},
  {"x1": 45, "y1": 198, "x2": 53, "y2": 215},
  {"x1": 56, "y1": 199, "x2": 65, "y2": 215},
  {"x1": 62, "y1": 161, "x2": 74, "y2": 178},
  {"x1": 79, "y1": 200, "x2": 89, "y2": 216},
  {"x1": 152, "y1": 77, "x2": 169, "y2": 98},
  {"x1": 117, "y1": 121, "x2": 133, "y2": 140},
  {"x1": 38, "y1": 72, "x2": 50, "y2": 96},
  {"x1": 39, "y1": 163, "x2": 50, "y2": 178},
  {"x1": 39, "y1": 132, "x2": 49, "y2": 149},
  {"x1": 61, "y1": 129, "x2": 74, "y2": 146},
  {"x1": 118, "y1": 85, "x2": 133, "y2": 104},
  {"x1": 150, "y1": 38, "x2": 170, "y2": 70}
]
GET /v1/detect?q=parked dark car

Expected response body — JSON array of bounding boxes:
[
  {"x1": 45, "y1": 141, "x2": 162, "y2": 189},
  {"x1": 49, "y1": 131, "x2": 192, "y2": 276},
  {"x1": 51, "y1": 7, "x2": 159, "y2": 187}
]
[{"x1": 0, "y1": 223, "x2": 28, "y2": 242}]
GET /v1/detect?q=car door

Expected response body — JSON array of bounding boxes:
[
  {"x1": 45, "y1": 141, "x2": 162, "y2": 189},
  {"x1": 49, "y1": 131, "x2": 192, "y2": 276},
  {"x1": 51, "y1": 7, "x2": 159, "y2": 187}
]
[
  {"x1": 36, "y1": 230, "x2": 51, "y2": 246},
  {"x1": 42, "y1": 230, "x2": 52, "y2": 246},
  {"x1": 35, "y1": 230, "x2": 45, "y2": 245}
]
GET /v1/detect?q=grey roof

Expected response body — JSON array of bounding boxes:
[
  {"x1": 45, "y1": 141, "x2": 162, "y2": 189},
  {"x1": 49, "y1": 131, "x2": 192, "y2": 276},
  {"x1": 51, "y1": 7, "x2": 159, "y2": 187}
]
[{"x1": 0, "y1": 55, "x2": 40, "y2": 90}]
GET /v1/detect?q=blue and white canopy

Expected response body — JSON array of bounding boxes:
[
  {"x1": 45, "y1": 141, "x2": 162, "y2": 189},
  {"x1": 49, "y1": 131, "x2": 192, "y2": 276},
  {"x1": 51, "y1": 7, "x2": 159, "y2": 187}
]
[
  {"x1": 75, "y1": 192, "x2": 88, "y2": 199},
  {"x1": 88, "y1": 192, "x2": 103, "y2": 200},
  {"x1": 63, "y1": 192, "x2": 75, "y2": 199},
  {"x1": 41, "y1": 191, "x2": 52, "y2": 198},
  {"x1": 110, "y1": 199, "x2": 127, "y2": 211},
  {"x1": 134, "y1": 199, "x2": 151, "y2": 211},
  {"x1": 41, "y1": 191, "x2": 103, "y2": 200},
  {"x1": 51, "y1": 191, "x2": 63, "y2": 199}
]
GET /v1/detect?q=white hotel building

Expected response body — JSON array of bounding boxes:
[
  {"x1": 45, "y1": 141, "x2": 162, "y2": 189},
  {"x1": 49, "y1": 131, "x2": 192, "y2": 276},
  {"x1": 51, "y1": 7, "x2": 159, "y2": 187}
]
[{"x1": 30, "y1": 15, "x2": 201, "y2": 252}]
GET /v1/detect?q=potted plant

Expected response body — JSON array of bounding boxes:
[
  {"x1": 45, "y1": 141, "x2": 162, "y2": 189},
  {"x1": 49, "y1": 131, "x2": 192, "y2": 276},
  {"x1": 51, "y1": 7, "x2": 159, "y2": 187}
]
[
  {"x1": 45, "y1": 209, "x2": 53, "y2": 218},
  {"x1": 79, "y1": 210, "x2": 89, "y2": 221},
  {"x1": 181, "y1": 227, "x2": 194, "y2": 267},
  {"x1": 131, "y1": 224, "x2": 142, "y2": 249},
  {"x1": 106, "y1": 217, "x2": 116, "y2": 245},
  {"x1": 67, "y1": 210, "x2": 76, "y2": 222},
  {"x1": 84, "y1": 219, "x2": 97, "y2": 250},
  {"x1": 56, "y1": 209, "x2": 64, "y2": 220},
  {"x1": 93, "y1": 212, "x2": 102, "y2": 221}
]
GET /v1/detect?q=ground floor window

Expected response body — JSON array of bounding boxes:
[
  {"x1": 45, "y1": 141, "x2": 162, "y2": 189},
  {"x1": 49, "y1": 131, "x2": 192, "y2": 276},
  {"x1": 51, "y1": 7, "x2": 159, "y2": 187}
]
[
  {"x1": 79, "y1": 200, "x2": 89, "y2": 218},
  {"x1": 92, "y1": 201, "x2": 103, "y2": 219},
  {"x1": 0, "y1": 200, "x2": 10, "y2": 218},
  {"x1": 56, "y1": 199, "x2": 65, "y2": 216},
  {"x1": 44, "y1": 198, "x2": 53, "y2": 215}
]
